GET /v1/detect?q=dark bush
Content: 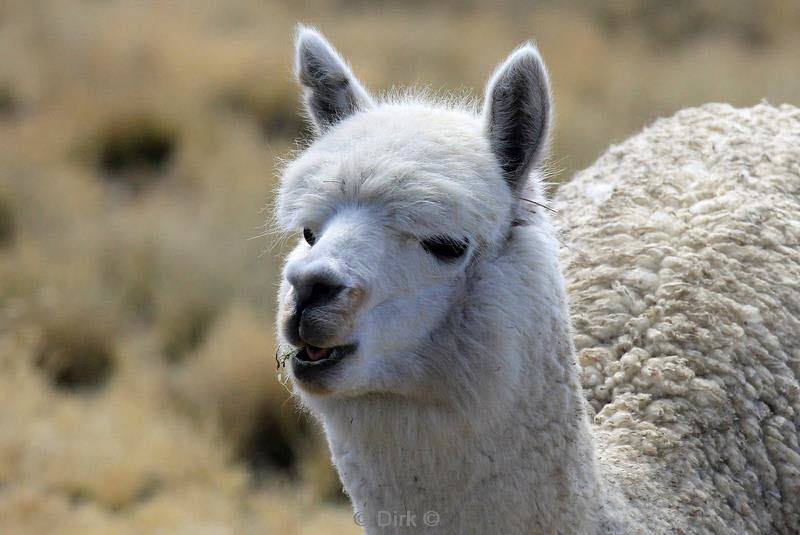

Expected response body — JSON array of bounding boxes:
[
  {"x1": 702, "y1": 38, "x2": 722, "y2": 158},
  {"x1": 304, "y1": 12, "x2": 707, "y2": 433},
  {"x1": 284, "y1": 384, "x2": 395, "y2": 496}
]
[
  {"x1": 36, "y1": 312, "x2": 115, "y2": 391},
  {"x1": 239, "y1": 404, "x2": 299, "y2": 473},
  {"x1": 0, "y1": 84, "x2": 16, "y2": 118},
  {"x1": 593, "y1": 0, "x2": 771, "y2": 48},
  {"x1": 216, "y1": 86, "x2": 309, "y2": 142},
  {"x1": 160, "y1": 299, "x2": 219, "y2": 363},
  {"x1": 0, "y1": 198, "x2": 15, "y2": 248},
  {"x1": 95, "y1": 116, "x2": 177, "y2": 191}
]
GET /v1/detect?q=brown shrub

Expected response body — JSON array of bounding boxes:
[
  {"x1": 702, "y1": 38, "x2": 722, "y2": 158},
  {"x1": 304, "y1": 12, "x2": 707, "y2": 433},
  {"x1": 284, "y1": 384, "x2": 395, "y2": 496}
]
[
  {"x1": 35, "y1": 308, "x2": 116, "y2": 392},
  {"x1": 215, "y1": 80, "x2": 308, "y2": 141},
  {"x1": 159, "y1": 296, "x2": 220, "y2": 364},
  {"x1": 0, "y1": 83, "x2": 16, "y2": 118},
  {"x1": 0, "y1": 197, "x2": 15, "y2": 248},
  {"x1": 92, "y1": 115, "x2": 178, "y2": 192}
]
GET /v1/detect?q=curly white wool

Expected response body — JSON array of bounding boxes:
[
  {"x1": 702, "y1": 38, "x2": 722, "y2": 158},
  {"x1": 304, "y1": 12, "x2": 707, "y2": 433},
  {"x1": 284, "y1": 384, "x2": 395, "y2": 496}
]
[{"x1": 556, "y1": 102, "x2": 800, "y2": 533}]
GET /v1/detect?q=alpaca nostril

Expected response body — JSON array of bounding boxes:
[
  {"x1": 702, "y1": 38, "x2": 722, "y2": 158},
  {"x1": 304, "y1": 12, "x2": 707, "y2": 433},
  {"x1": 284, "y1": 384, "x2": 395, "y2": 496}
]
[
  {"x1": 304, "y1": 282, "x2": 345, "y2": 309},
  {"x1": 291, "y1": 270, "x2": 347, "y2": 312},
  {"x1": 287, "y1": 263, "x2": 349, "y2": 314}
]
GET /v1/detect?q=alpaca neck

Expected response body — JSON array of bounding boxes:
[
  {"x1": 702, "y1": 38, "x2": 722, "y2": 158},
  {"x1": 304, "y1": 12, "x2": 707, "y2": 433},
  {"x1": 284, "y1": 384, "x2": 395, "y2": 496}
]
[
  {"x1": 318, "y1": 329, "x2": 618, "y2": 534},
  {"x1": 310, "y1": 225, "x2": 625, "y2": 533}
]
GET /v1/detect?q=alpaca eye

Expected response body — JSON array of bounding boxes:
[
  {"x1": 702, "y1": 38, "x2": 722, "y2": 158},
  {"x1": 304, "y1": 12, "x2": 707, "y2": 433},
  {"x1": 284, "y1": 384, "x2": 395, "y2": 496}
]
[
  {"x1": 421, "y1": 236, "x2": 469, "y2": 261},
  {"x1": 303, "y1": 228, "x2": 317, "y2": 246}
]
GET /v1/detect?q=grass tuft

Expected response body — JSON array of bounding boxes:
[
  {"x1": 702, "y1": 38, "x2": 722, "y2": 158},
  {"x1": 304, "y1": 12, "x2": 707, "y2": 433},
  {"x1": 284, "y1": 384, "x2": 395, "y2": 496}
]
[
  {"x1": 35, "y1": 309, "x2": 116, "y2": 392},
  {"x1": 159, "y1": 296, "x2": 221, "y2": 364},
  {"x1": 0, "y1": 84, "x2": 17, "y2": 118},
  {"x1": 0, "y1": 197, "x2": 15, "y2": 248},
  {"x1": 94, "y1": 115, "x2": 178, "y2": 191},
  {"x1": 216, "y1": 83, "x2": 309, "y2": 141}
]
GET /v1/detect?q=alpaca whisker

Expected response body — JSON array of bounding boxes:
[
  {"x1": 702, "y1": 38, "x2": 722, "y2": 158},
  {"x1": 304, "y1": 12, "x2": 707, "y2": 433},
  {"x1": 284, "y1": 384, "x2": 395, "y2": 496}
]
[{"x1": 518, "y1": 196, "x2": 557, "y2": 213}]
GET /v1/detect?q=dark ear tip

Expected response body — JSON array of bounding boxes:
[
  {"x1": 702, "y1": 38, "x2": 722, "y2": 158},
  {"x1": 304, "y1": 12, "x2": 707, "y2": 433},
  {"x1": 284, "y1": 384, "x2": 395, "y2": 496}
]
[
  {"x1": 294, "y1": 26, "x2": 336, "y2": 79},
  {"x1": 504, "y1": 43, "x2": 548, "y2": 79},
  {"x1": 485, "y1": 42, "x2": 550, "y2": 107}
]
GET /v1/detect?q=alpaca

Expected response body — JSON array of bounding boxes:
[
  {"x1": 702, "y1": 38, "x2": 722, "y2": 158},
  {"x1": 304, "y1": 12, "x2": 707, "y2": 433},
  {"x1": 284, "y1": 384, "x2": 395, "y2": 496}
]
[{"x1": 275, "y1": 27, "x2": 800, "y2": 534}]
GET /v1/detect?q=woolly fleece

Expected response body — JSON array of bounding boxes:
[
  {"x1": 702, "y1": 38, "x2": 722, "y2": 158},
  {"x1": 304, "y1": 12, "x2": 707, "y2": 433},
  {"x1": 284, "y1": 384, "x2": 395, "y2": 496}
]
[{"x1": 555, "y1": 103, "x2": 800, "y2": 533}]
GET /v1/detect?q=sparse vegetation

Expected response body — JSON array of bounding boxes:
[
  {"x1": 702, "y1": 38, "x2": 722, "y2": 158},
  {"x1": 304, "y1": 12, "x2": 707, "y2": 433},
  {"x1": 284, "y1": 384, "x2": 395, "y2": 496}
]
[
  {"x1": 94, "y1": 115, "x2": 178, "y2": 192},
  {"x1": 159, "y1": 296, "x2": 220, "y2": 363},
  {"x1": 0, "y1": 197, "x2": 15, "y2": 248},
  {"x1": 216, "y1": 82, "x2": 309, "y2": 141},
  {"x1": 0, "y1": 0, "x2": 797, "y2": 532},
  {"x1": 0, "y1": 84, "x2": 16, "y2": 118},
  {"x1": 35, "y1": 307, "x2": 116, "y2": 391}
]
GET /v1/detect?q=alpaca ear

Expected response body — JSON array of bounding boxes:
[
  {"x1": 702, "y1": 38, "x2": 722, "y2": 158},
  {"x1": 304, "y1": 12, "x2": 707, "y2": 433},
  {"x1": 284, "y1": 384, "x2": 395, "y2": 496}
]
[
  {"x1": 483, "y1": 44, "x2": 551, "y2": 191},
  {"x1": 294, "y1": 26, "x2": 374, "y2": 135}
]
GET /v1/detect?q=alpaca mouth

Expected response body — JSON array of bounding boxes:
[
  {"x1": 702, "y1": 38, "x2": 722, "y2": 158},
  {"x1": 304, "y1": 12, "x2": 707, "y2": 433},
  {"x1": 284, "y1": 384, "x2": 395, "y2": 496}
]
[
  {"x1": 292, "y1": 343, "x2": 357, "y2": 382},
  {"x1": 295, "y1": 344, "x2": 355, "y2": 363},
  {"x1": 301, "y1": 344, "x2": 334, "y2": 362}
]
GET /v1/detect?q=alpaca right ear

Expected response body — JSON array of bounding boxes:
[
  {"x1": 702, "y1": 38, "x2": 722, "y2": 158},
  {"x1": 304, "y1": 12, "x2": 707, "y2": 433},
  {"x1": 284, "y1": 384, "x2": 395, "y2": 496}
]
[
  {"x1": 294, "y1": 26, "x2": 374, "y2": 135},
  {"x1": 483, "y1": 44, "x2": 551, "y2": 191}
]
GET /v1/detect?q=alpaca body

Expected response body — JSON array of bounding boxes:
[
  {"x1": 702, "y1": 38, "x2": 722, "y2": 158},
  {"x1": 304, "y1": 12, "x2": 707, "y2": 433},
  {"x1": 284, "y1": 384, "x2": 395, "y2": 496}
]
[
  {"x1": 557, "y1": 102, "x2": 800, "y2": 533},
  {"x1": 275, "y1": 27, "x2": 800, "y2": 534}
]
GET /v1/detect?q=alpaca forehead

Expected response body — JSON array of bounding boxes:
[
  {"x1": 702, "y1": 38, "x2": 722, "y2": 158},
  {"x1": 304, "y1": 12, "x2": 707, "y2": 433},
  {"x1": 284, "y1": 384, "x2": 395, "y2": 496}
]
[
  {"x1": 308, "y1": 105, "x2": 497, "y2": 174},
  {"x1": 279, "y1": 104, "x2": 512, "y2": 233},
  {"x1": 343, "y1": 104, "x2": 486, "y2": 149},
  {"x1": 280, "y1": 166, "x2": 510, "y2": 239}
]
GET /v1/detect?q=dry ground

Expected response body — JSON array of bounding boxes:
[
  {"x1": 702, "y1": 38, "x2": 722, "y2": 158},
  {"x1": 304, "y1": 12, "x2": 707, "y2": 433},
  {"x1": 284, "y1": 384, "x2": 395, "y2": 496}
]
[{"x1": 0, "y1": 0, "x2": 798, "y2": 533}]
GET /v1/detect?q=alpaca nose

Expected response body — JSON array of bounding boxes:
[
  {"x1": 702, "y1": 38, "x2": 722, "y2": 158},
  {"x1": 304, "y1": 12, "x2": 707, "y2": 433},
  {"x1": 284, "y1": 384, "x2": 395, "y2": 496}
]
[
  {"x1": 289, "y1": 269, "x2": 346, "y2": 311},
  {"x1": 301, "y1": 279, "x2": 345, "y2": 310}
]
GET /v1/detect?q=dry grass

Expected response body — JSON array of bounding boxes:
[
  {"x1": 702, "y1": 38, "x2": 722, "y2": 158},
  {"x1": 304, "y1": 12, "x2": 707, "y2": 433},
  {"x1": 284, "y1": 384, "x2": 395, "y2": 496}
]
[
  {"x1": 34, "y1": 304, "x2": 116, "y2": 391},
  {"x1": 0, "y1": 0, "x2": 797, "y2": 532},
  {"x1": 0, "y1": 196, "x2": 15, "y2": 248}
]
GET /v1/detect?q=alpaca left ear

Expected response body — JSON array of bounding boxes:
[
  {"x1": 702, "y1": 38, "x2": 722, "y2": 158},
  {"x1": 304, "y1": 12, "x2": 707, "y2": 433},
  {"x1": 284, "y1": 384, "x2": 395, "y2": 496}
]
[
  {"x1": 294, "y1": 26, "x2": 374, "y2": 135},
  {"x1": 483, "y1": 44, "x2": 551, "y2": 191}
]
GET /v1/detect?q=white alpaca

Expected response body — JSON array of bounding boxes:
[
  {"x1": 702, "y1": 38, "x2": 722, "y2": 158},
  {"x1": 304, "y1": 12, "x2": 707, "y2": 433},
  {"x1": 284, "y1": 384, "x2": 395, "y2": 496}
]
[{"x1": 275, "y1": 27, "x2": 800, "y2": 534}]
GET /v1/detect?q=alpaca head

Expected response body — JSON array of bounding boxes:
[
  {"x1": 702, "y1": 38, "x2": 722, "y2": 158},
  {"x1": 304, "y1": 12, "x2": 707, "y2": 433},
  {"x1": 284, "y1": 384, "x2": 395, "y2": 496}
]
[{"x1": 276, "y1": 27, "x2": 552, "y2": 402}]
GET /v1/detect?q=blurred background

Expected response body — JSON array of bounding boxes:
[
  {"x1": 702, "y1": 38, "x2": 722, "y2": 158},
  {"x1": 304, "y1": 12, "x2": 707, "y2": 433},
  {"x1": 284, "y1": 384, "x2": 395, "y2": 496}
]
[{"x1": 0, "y1": 0, "x2": 798, "y2": 533}]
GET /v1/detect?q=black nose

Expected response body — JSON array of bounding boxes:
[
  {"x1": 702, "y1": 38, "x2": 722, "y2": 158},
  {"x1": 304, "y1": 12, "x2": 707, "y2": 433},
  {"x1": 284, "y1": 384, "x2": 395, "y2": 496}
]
[
  {"x1": 303, "y1": 280, "x2": 344, "y2": 309},
  {"x1": 284, "y1": 269, "x2": 348, "y2": 347},
  {"x1": 294, "y1": 274, "x2": 345, "y2": 312}
]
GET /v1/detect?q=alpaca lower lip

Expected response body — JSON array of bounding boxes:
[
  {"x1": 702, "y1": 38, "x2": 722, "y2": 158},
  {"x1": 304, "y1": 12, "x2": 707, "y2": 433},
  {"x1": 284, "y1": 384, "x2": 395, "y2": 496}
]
[
  {"x1": 291, "y1": 344, "x2": 356, "y2": 389},
  {"x1": 293, "y1": 344, "x2": 356, "y2": 368}
]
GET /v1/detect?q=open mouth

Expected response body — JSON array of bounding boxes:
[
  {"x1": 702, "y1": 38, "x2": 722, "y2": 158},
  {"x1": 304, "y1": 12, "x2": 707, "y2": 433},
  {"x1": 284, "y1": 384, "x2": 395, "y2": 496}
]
[
  {"x1": 294, "y1": 344, "x2": 356, "y2": 363},
  {"x1": 291, "y1": 343, "x2": 357, "y2": 381},
  {"x1": 297, "y1": 344, "x2": 334, "y2": 362}
]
